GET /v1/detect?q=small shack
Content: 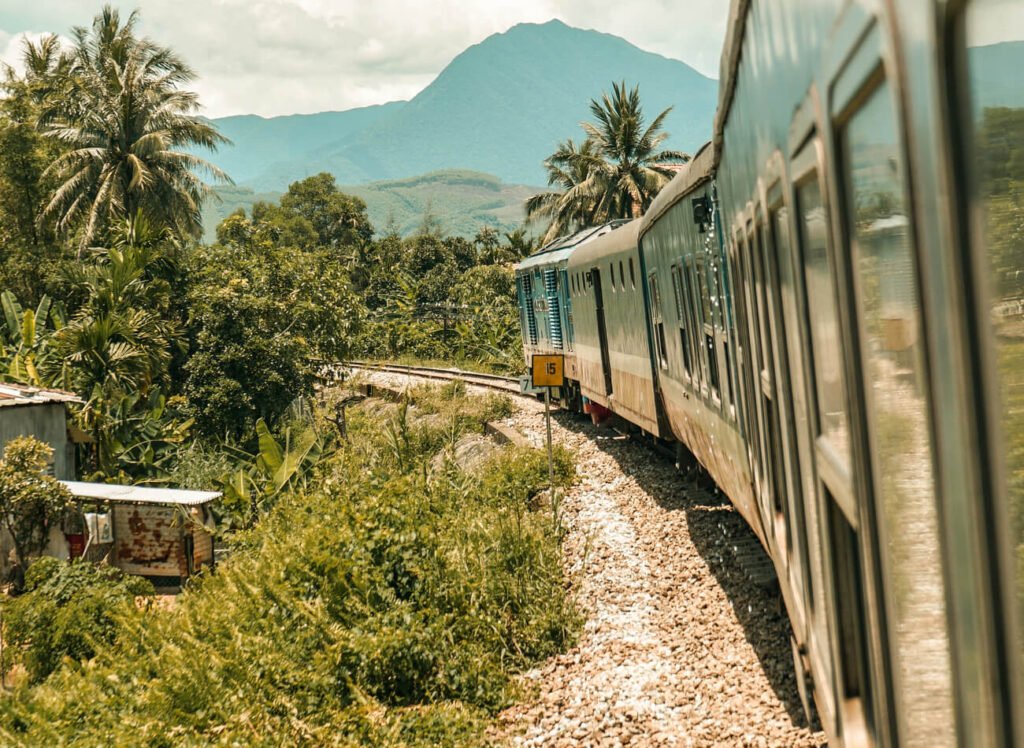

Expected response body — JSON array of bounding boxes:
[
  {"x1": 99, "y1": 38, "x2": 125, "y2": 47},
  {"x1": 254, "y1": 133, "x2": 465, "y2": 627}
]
[
  {"x1": 62, "y1": 482, "x2": 220, "y2": 582},
  {"x1": 0, "y1": 383, "x2": 81, "y2": 479}
]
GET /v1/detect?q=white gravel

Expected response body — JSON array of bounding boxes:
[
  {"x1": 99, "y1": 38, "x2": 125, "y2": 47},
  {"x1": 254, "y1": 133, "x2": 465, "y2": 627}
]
[{"x1": 358, "y1": 373, "x2": 826, "y2": 747}]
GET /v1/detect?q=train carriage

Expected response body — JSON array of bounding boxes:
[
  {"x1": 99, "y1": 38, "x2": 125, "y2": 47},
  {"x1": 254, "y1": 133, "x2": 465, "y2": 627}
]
[
  {"x1": 566, "y1": 220, "x2": 667, "y2": 436},
  {"x1": 515, "y1": 222, "x2": 628, "y2": 402},
  {"x1": 638, "y1": 144, "x2": 760, "y2": 544},
  {"x1": 516, "y1": 0, "x2": 1024, "y2": 744}
]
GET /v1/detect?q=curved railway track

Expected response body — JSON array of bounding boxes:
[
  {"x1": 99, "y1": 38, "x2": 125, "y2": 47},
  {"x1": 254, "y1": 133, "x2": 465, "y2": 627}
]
[{"x1": 327, "y1": 361, "x2": 529, "y2": 397}]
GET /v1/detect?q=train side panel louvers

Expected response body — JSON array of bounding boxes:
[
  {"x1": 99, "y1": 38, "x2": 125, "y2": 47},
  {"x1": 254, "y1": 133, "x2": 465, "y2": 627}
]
[
  {"x1": 544, "y1": 268, "x2": 563, "y2": 350},
  {"x1": 522, "y1": 273, "x2": 538, "y2": 345}
]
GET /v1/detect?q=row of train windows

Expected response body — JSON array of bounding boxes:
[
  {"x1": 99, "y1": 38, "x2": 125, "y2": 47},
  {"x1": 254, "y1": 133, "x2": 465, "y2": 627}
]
[
  {"x1": 569, "y1": 258, "x2": 638, "y2": 296},
  {"x1": 740, "y1": 50, "x2": 1017, "y2": 743},
  {"x1": 647, "y1": 263, "x2": 726, "y2": 417}
]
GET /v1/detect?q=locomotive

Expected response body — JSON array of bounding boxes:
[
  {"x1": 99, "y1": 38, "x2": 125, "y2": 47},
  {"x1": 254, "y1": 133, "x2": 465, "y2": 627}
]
[{"x1": 515, "y1": 1, "x2": 1024, "y2": 746}]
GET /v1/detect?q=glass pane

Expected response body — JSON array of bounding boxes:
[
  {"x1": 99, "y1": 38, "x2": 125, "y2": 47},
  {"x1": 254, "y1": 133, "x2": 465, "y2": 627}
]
[
  {"x1": 843, "y1": 81, "x2": 954, "y2": 745},
  {"x1": 965, "y1": 0, "x2": 1024, "y2": 702},
  {"x1": 798, "y1": 179, "x2": 851, "y2": 467}
]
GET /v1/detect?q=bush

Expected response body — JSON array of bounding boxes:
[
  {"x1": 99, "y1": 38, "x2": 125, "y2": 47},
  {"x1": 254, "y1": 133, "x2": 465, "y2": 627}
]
[{"x1": 3, "y1": 558, "x2": 153, "y2": 682}]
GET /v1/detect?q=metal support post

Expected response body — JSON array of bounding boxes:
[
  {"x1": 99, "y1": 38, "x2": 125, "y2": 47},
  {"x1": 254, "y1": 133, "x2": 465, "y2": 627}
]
[{"x1": 545, "y1": 386, "x2": 554, "y2": 486}]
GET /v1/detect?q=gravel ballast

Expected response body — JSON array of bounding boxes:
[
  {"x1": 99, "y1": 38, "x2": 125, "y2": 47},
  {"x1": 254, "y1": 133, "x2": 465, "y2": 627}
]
[{"x1": 360, "y1": 372, "x2": 827, "y2": 747}]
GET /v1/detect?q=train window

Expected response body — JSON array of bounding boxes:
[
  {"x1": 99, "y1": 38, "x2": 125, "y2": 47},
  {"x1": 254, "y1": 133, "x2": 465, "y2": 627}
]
[
  {"x1": 629, "y1": 257, "x2": 636, "y2": 288},
  {"x1": 964, "y1": 0, "x2": 1024, "y2": 712},
  {"x1": 797, "y1": 178, "x2": 850, "y2": 468},
  {"x1": 671, "y1": 265, "x2": 692, "y2": 376},
  {"x1": 695, "y1": 256, "x2": 713, "y2": 329},
  {"x1": 841, "y1": 78, "x2": 955, "y2": 743},
  {"x1": 649, "y1": 274, "x2": 668, "y2": 369},
  {"x1": 671, "y1": 265, "x2": 684, "y2": 320},
  {"x1": 683, "y1": 262, "x2": 701, "y2": 386}
]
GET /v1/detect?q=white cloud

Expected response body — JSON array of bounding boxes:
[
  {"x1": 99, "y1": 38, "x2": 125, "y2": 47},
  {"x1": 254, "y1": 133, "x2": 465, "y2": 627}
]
[{"x1": 0, "y1": 0, "x2": 728, "y2": 118}]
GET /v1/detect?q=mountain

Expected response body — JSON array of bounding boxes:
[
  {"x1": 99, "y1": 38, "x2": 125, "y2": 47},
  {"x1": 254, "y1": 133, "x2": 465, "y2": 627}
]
[
  {"x1": 207, "y1": 101, "x2": 406, "y2": 187},
  {"x1": 203, "y1": 20, "x2": 718, "y2": 191},
  {"x1": 202, "y1": 170, "x2": 540, "y2": 241},
  {"x1": 969, "y1": 41, "x2": 1024, "y2": 110}
]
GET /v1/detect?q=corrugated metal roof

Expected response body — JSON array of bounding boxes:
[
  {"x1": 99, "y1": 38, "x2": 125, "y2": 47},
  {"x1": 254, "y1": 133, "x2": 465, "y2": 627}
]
[
  {"x1": 62, "y1": 481, "x2": 220, "y2": 506},
  {"x1": 0, "y1": 383, "x2": 81, "y2": 408}
]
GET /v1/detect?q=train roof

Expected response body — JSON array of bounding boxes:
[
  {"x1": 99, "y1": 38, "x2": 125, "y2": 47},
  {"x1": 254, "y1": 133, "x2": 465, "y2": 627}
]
[
  {"x1": 713, "y1": 0, "x2": 749, "y2": 166},
  {"x1": 566, "y1": 219, "x2": 640, "y2": 269},
  {"x1": 516, "y1": 220, "x2": 629, "y2": 272},
  {"x1": 638, "y1": 141, "x2": 715, "y2": 241}
]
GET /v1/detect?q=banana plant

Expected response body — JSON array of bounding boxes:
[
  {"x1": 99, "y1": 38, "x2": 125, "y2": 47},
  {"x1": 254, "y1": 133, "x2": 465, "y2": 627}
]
[
  {"x1": 218, "y1": 418, "x2": 333, "y2": 528},
  {"x1": 0, "y1": 291, "x2": 65, "y2": 386}
]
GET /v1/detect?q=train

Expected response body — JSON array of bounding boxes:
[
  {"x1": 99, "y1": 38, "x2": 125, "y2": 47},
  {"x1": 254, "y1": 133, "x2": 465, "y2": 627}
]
[{"x1": 514, "y1": 2, "x2": 1023, "y2": 746}]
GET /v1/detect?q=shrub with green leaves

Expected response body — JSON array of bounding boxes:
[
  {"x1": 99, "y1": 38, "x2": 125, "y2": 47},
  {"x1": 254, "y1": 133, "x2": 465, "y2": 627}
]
[{"x1": 2, "y1": 557, "x2": 154, "y2": 682}]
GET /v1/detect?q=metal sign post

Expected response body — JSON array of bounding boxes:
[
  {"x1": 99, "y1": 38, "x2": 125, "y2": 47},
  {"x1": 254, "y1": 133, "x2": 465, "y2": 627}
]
[{"x1": 531, "y1": 354, "x2": 564, "y2": 486}]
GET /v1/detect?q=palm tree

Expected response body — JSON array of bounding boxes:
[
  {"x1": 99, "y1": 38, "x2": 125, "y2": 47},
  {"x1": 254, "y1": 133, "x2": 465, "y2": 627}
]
[
  {"x1": 526, "y1": 137, "x2": 604, "y2": 244},
  {"x1": 526, "y1": 82, "x2": 689, "y2": 243},
  {"x1": 36, "y1": 6, "x2": 230, "y2": 250}
]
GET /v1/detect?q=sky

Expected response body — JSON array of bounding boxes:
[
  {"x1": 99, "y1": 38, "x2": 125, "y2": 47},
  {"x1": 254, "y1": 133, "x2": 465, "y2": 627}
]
[{"x1": 0, "y1": 1, "x2": 729, "y2": 119}]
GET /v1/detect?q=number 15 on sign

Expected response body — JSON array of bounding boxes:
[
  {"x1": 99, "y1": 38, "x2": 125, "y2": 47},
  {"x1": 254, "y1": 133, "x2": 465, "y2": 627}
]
[{"x1": 531, "y1": 355, "x2": 564, "y2": 485}]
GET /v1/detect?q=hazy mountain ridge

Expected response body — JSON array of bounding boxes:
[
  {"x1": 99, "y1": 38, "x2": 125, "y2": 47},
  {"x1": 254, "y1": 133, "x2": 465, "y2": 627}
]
[
  {"x1": 202, "y1": 170, "x2": 542, "y2": 240},
  {"x1": 203, "y1": 20, "x2": 718, "y2": 191}
]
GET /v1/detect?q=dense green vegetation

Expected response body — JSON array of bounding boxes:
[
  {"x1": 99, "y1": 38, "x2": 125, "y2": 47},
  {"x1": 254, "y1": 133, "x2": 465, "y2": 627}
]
[
  {"x1": 527, "y1": 81, "x2": 687, "y2": 242},
  {"x1": 0, "y1": 6, "x2": 582, "y2": 743},
  {"x1": 0, "y1": 385, "x2": 578, "y2": 744},
  {"x1": 203, "y1": 171, "x2": 542, "y2": 242},
  {"x1": 0, "y1": 5, "x2": 533, "y2": 487}
]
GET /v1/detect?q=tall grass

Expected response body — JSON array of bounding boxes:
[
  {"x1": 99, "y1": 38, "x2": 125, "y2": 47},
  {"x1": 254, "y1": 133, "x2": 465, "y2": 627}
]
[{"x1": 0, "y1": 386, "x2": 577, "y2": 746}]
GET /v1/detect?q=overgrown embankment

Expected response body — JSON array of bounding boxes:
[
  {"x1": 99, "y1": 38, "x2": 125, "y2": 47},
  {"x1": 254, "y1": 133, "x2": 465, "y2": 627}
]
[{"x1": 0, "y1": 384, "x2": 578, "y2": 746}]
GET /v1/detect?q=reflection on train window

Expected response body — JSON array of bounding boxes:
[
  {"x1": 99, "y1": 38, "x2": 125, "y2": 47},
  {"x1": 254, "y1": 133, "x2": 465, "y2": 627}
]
[
  {"x1": 842, "y1": 79, "x2": 955, "y2": 745},
  {"x1": 649, "y1": 274, "x2": 668, "y2": 369},
  {"x1": 671, "y1": 265, "x2": 692, "y2": 376},
  {"x1": 797, "y1": 178, "x2": 850, "y2": 467},
  {"x1": 965, "y1": 0, "x2": 1024, "y2": 698},
  {"x1": 684, "y1": 262, "x2": 701, "y2": 386}
]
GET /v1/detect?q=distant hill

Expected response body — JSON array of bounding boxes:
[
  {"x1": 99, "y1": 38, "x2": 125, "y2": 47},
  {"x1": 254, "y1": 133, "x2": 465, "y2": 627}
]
[
  {"x1": 969, "y1": 41, "x2": 1024, "y2": 110},
  {"x1": 202, "y1": 20, "x2": 717, "y2": 191},
  {"x1": 208, "y1": 102, "x2": 406, "y2": 188},
  {"x1": 202, "y1": 170, "x2": 541, "y2": 241}
]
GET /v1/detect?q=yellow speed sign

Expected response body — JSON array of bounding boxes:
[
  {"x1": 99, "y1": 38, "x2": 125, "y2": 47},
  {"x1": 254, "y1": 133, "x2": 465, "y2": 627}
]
[{"x1": 531, "y1": 354, "x2": 564, "y2": 388}]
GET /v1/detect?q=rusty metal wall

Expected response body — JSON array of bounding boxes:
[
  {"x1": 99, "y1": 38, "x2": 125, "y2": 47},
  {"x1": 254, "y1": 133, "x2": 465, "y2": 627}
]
[{"x1": 111, "y1": 504, "x2": 213, "y2": 578}]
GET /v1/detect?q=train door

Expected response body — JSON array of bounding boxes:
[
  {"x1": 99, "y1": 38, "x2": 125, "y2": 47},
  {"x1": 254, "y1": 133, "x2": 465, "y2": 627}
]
[
  {"x1": 560, "y1": 268, "x2": 574, "y2": 352},
  {"x1": 591, "y1": 268, "x2": 613, "y2": 396}
]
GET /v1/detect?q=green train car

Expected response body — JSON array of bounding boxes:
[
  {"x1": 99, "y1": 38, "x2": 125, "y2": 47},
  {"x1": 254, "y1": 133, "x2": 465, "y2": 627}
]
[{"x1": 516, "y1": 1, "x2": 1024, "y2": 744}]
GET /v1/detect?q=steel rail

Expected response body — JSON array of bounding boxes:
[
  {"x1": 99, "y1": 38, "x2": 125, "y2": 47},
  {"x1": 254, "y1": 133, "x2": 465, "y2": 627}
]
[{"x1": 326, "y1": 361, "x2": 529, "y2": 398}]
